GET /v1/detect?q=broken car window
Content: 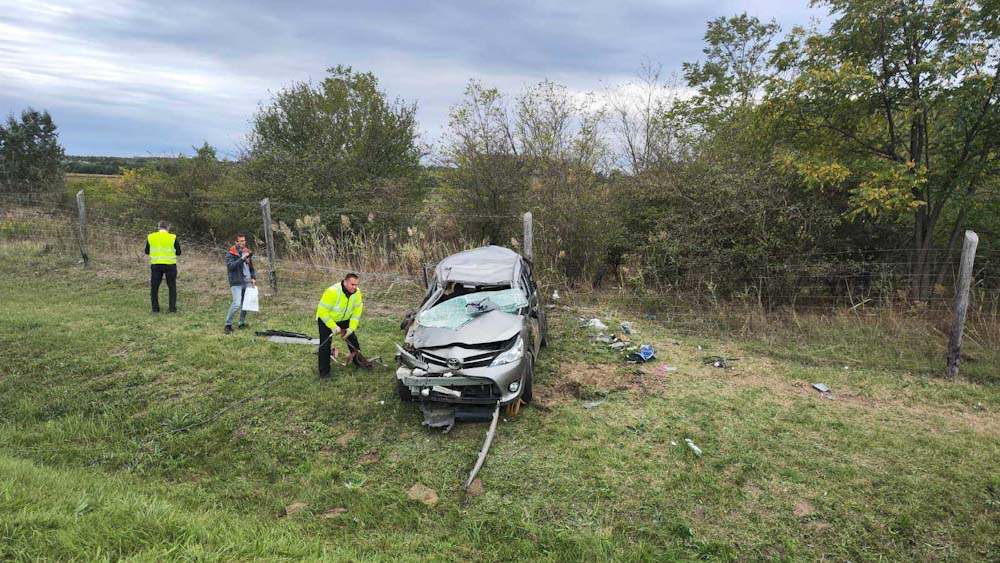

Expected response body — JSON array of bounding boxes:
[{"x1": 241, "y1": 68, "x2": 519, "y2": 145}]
[{"x1": 417, "y1": 288, "x2": 529, "y2": 329}]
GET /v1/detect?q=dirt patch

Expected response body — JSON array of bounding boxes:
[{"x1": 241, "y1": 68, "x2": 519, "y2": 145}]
[
  {"x1": 793, "y1": 500, "x2": 816, "y2": 517},
  {"x1": 407, "y1": 483, "x2": 438, "y2": 506},
  {"x1": 535, "y1": 361, "x2": 673, "y2": 408},
  {"x1": 336, "y1": 431, "x2": 358, "y2": 447},
  {"x1": 534, "y1": 362, "x2": 630, "y2": 408},
  {"x1": 804, "y1": 520, "x2": 833, "y2": 533},
  {"x1": 357, "y1": 450, "x2": 380, "y2": 465}
]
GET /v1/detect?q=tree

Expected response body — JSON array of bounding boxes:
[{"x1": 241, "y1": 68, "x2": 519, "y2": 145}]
[
  {"x1": 245, "y1": 66, "x2": 426, "y2": 229},
  {"x1": 0, "y1": 108, "x2": 65, "y2": 197},
  {"x1": 439, "y1": 81, "x2": 527, "y2": 244},
  {"x1": 770, "y1": 0, "x2": 1000, "y2": 299},
  {"x1": 682, "y1": 14, "x2": 782, "y2": 122}
]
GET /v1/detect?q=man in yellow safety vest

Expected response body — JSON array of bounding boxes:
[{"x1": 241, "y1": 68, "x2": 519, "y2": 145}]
[
  {"x1": 144, "y1": 220, "x2": 181, "y2": 313},
  {"x1": 315, "y1": 273, "x2": 364, "y2": 379}
]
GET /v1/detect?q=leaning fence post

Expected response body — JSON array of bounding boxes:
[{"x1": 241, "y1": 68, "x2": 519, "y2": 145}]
[
  {"x1": 75, "y1": 190, "x2": 89, "y2": 266},
  {"x1": 946, "y1": 230, "x2": 979, "y2": 378},
  {"x1": 260, "y1": 197, "x2": 278, "y2": 293},
  {"x1": 523, "y1": 211, "x2": 533, "y2": 262}
]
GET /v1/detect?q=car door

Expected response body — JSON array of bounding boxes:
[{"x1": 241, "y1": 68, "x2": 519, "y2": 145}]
[{"x1": 519, "y1": 260, "x2": 542, "y2": 354}]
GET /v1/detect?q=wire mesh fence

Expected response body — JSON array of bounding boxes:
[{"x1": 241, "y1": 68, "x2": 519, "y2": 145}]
[{"x1": 2, "y1": 191, "x2": 997, "y2": 321}]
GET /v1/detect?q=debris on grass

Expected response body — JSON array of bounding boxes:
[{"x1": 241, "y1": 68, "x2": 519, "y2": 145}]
[
  {"x1": 812, "y1": 383, "x2": 835, "y2": 400},
  {"x1": 357, "y1": 450, "x2": 380, "y2": 465},
  {"x1": 283, "y1": 502, "x2": 307, "y2": 517},
  {"x1": 703, "y1": 356, "x2": 738, "y2": 369},
  {"x1": 685, "y1": 438, "x2": 703, "y2": 457},
  {"x1": 620, "y1": 321, "x2": 634, "y2": 335},
  {"x1": 407, "y1": 483, "x2": 438, "y2": 506},
  {"x1": 580, "y1": 318, "x2": 608, "y2": 331},
  {"x1": 320, "y1": 507, "x2": 348, "y2": 519},
  {"x1": 582, "y1": 394, "x2": 609, "y2": 409}
]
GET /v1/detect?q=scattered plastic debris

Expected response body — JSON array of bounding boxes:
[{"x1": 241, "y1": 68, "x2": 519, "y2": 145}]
[
  {"x1": 610, "y1": 341, "x2": 629, "y2": 350},
  {"x1": 811, "y1": 383, "x2": 835, "y2": 400},
  {"x1": 661, "y1": 365, "x2": 678, "y2": 373},
  {"x1": 582, "y1": 396, "x2": 608, "y2": 409},
  {"x1": 641, "y1": 313, "x2": 656, "y2": 320},
  {"x1": 685, "y1": 438, "x2": 703, "y2": 457},
  {"x1": 670, "y1": 440, "x2": 678, "y2": 446},
  {"x1": 703, "y1": 356, "x2": 738, "y2": 369},
  {"x1": 582, "y1": 318, "x2": 608, "y2": 330},
  {"x1": 626, "y1": 345, "x2": 656, "y2": 364},
  {"x1": 551, "y1": 289, "x2": 560, "y2": 301},
  {"x1": 592, "y1": 334, "x2": 614, "y2": 344},
  {"x1": 620, "y1": 321, "x2": 634, "y2": 335}
]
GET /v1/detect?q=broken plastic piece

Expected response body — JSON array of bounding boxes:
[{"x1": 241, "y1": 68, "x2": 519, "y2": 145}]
[
  {"x1": 582, "y1": 395, "x2": 608, "y2": 409},
  {"x1": 685, "y1": 438, "x2": 702, "y2": 457},
  {"x1": 581, "y1": 318, "x2": 608, "y2": 331},
  {"x1": 812, "y1": 383, "x2": 829, "y2": 393},
  {"x1": 432, "y1": 385, "x2": 461, "y2": 398},
  {"x1": 620, "y1": 321, "x2": 634, "y2": 335}
]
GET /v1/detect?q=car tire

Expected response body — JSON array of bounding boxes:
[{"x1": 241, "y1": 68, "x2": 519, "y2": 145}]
[
  {"x1": 521, "y1": 353, "x2": 534, "y2": 404},
  {"x1": 396, "y1": 378, "x2": 414, "y2": 402}
]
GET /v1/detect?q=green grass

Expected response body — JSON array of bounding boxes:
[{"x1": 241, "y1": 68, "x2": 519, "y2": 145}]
[{"x1": 1, "y1": 241, "x2": 998, "y2": 561}]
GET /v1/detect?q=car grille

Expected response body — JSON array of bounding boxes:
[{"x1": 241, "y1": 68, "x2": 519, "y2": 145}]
[{"x1": 421, "y1": 350, "x2": 497, "y2": 369}]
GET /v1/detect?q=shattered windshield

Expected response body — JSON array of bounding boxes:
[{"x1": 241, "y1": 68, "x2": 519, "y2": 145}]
[{"x1": 417, "y1": 289, "x2": 528, "y2": 329}]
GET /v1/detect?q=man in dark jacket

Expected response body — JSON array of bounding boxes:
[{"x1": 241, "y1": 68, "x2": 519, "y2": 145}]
[{"x1": 224, "y1": 233, "x2": 256, "y2": 334}]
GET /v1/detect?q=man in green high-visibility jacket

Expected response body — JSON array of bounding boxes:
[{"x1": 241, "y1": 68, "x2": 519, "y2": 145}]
[
  {"x1": 315, "y1": 273, "x2": 363, "y2": 379},
  {"x1": 144, "y1": 221, "x2": 181, "y2": 313}
]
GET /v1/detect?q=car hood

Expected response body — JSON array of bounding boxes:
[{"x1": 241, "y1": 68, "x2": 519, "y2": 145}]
[{"x1": 408, "y1": 310, "x2": 523, "y2": 348}]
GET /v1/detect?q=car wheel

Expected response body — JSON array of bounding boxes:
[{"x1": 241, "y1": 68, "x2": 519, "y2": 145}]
[
  {"x1": 396, "y1": 378, "x2": 414, "y2": 402},
  {"x1": 521, "y1": 353, "x2": 534, "y2": 404}
]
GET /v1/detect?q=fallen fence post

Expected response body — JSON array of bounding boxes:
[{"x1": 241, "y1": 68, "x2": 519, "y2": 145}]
[
  {"x1": 76, "y1": 190, "x2": 89, "y2": 266},
  {"x1": 260, "y1": 197, "x2": 278, "y2": 293},
  {"x1": 946, "y1": 230, "x2": 978, "y2": 378},
  {"x1": 523, "y1": 211, "x2": 533, "y2": 262}
]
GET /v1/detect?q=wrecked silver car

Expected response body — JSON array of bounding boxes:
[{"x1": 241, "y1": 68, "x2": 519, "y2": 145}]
[{"x1": 395, "y1": 246, "x2": 547, "y2": 412}]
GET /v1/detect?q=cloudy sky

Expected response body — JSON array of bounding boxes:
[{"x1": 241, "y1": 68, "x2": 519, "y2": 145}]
[{"x1": 0, "y1": 0, "x2": 825, "y2": 157}]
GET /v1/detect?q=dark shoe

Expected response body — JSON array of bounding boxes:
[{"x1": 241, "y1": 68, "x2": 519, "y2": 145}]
[
  {"x1": 152, "y1": 309, "x2": 160, "y2": 313},
  {"x1": 319, "y1": 374, "x2": 331, "y2": 381},
  {"x1": 168, "y1": 309, "x2": 177, "y2": 314},
  {"x1": 224, "y1": 325, "x2": 234, "y2": 335}
]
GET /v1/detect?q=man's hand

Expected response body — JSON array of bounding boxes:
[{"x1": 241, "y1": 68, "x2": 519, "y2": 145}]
[
  {"x1": 342, "y1": 329, "x2": 353, "y2": 340},
  {"x1": 333, "y1": 326, "x2": 344, "y2": 336}
]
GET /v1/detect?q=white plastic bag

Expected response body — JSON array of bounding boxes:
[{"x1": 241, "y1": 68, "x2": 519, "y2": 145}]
[{"x1": 242, "y1": 286, "x2": 260, "y2": 312}]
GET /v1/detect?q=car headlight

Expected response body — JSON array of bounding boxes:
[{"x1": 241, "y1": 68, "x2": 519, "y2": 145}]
[{"x1": 490, "y1": 336, "x2": 523, "y2": 367}]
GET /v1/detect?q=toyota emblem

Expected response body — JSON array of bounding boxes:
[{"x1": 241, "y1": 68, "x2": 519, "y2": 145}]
[{"x1": 446, "y1": 358, "x2": 463, "y2": 370}]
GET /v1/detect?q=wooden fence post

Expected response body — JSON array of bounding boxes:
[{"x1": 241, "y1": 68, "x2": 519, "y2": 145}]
[
  {"x1": 523, "y1": 211, "x2": 533, "y2": 262},
  {"x1": 946, "y1": 230, "x2": 979, "y2": 378},
  {"x1": 260, "y1": 197, "x2": 278, "y2": 293},
  {"x1": 75, "y1": 190, "x2": 89, "y2": 266}
]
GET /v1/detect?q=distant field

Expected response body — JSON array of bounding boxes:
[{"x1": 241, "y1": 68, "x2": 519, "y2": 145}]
[{"x1": 0, "y1": 237, "x2": 997, "y2": 561}]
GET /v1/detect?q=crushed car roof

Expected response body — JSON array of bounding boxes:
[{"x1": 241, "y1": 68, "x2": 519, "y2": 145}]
[{"x1": 434, "y1": 246, "x2": 521, "y2": 285}]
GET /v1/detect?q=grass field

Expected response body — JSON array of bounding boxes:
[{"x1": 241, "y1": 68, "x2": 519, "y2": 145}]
[{"x1": 1, "y1": 238, "x2": 998, "y2": 561}]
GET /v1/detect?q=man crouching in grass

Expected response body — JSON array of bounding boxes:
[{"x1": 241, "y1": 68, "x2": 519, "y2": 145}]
[
  {"x1": 224, "y1": 233, "x2": 256, "y2": 334},
  {"x1": 315, "y1": 273, "x2": 364, "y2": 379}
]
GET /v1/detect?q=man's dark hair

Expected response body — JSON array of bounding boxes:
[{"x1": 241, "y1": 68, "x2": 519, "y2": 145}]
[
  {"x1": 235, "y1": 232, "x2": 246, "y2": 241},
  {"x1": 158, "y1": 220, "x2": 169, "y2": 230},
  {"x1": 344, "y1": 273, "x2": 359, "y2": 281}
]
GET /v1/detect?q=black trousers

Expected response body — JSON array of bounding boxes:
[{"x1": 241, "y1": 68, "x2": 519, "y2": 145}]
[
  {"x1": 317, "y1": 318, "x2": 362, "y2": 378},
  {"x1": 150, "y1": 264, "x2": 177, "y2": 312}
]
